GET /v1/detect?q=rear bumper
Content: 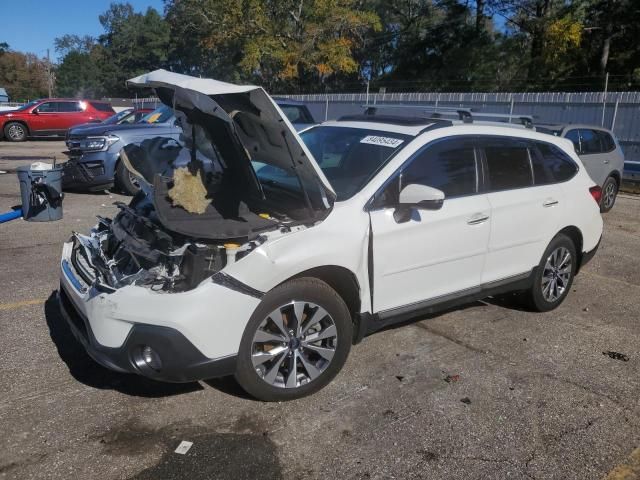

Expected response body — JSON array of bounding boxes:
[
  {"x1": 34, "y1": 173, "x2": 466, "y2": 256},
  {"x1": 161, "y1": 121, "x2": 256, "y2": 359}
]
[
  {"x1": 579, "y1": 236, "x2": 601, "y2": 272},
  {"x1": 58, "y1": 284, "x2": 237, "y2": 382}
]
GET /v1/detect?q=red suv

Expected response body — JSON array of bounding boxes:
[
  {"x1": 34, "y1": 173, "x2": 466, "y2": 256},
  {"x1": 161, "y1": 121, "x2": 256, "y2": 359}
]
[{"x1": 0, "y1": 99, "x2": 115, "y2": 142}]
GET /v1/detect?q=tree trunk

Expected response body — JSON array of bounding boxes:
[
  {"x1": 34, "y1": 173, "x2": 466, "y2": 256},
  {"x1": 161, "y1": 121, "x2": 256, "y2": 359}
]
[
  {"x1": 599, "y1": 0, "x2": 614, "y2": 75},
  {"x1": 475, "y1": 0, "x2": 485, "y2": 33}
]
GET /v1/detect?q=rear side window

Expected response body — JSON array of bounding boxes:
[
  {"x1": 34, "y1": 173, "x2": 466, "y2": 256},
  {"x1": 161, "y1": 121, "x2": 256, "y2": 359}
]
[
  {"x1": 531, "y1": 142, "x2": 577, "y2": 184},
  {"x1": 483, "y1": 140, "x2": 533, "y2": 191},
  {"x1": 58, "y1": 101, "x2": 82, "y2": 112},
  {"x1": 401, "y1": 139, "x2": 478, "y2": 198},
  {"x1": 579, "y1": 129, "x2": 603, "y2": 154},
  {"x1": 90, "y1": 102, "x2": 115, "y2": 113}
]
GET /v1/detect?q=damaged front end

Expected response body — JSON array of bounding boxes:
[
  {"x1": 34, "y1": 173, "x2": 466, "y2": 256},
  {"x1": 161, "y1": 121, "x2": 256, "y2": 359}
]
[
  {"x1": 71, "y1": 197, "x2": 297, "y2": 293},
  {"x1": 68, "y1": 69, "x2": 334, "y2": 294}
]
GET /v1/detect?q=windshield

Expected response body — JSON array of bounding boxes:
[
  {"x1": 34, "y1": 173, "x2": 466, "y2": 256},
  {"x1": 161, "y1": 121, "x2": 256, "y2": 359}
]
[
  {"x1": 12, "y1": 100, "x2": 41, "y2": 112},
  {"x1": 140, "y1": 105, "x2": 174, "y2": 124},
  {"x1": 102, "y1": 109, "x2": 134, "y2": 125},
  {"x1": 252, "y1": 126, "x2": 409, "y2": 200},
  {"x1": 291, "y1": 126, "x2": 409, "y2": 200}
]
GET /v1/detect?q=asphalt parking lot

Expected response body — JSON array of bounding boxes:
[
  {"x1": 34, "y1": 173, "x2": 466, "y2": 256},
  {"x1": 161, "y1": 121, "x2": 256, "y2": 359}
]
[{"x1": 0, "y1": 141, "x2": 639, "y2": 480}]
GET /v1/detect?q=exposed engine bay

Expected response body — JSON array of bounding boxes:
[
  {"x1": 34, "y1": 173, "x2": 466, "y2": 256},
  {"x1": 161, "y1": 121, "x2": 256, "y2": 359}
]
[
  {"x1": 71, "y1": 196, "x2": 305, "y2": 293},
  {"x1": 68, "y1": 70, "x2": 335, "y2": 294}
]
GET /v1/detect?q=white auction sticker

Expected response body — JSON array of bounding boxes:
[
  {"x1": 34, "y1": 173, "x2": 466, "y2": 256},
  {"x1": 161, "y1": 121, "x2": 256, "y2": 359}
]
[{"x1": 360, "y1": 135, "x2": 404, "y2": 148}]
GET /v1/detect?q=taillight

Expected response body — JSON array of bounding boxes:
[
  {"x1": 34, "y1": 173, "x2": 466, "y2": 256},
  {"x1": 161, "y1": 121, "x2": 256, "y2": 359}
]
[{"x1": 589, "y1": 185, "x2": 602, "y2": 204}]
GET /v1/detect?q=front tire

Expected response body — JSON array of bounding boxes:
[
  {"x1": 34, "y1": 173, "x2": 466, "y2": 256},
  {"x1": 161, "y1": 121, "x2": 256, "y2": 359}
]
[
  {"x1": 235, "y1": 278, "x2": 352, "y2": 401},
  {"x1": 114, "y1": 160, "x2": 140, "y2": 196},
  {"x1": 524, "y1": 234, "x2": 577, "y2": 312},
  {"x1": 600, "y1": 176, "x2": 618, "y2": 213},
  {"x1": 3, "y1": 122, "x2": 27, "y2": 142}
]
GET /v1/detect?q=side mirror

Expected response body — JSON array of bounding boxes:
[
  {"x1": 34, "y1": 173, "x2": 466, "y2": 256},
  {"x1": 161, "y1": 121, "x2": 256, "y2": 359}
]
[
  {"x1": 393, "y1": 184, "x2": 444, "y2": 223},
  {"x1": 32, "y1": 109, "x2": 39, "y2": 115},
  {"x1": 399, "y1": 184, "x2": 445, "y2": 210}
]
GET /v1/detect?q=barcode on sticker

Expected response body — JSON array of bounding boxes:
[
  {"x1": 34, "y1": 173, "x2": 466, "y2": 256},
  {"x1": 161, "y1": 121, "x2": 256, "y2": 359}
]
[
  {"x1": 175, "y1": 440, "x2": 193, "y2": 455},
  {"x1": 360, "y1": 135, "x2": 404, "y2": 148}
]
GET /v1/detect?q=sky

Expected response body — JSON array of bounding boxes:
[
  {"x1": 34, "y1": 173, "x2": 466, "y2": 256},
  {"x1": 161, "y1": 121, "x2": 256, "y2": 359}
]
[{"x1": 1, "y1": 0, "x2": 165, "y2": 61}]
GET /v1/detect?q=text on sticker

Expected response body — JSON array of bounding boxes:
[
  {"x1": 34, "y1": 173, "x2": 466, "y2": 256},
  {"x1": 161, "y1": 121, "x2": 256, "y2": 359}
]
[{"x1": 360, "y1": 135, "x2": 404, "y2": 148}]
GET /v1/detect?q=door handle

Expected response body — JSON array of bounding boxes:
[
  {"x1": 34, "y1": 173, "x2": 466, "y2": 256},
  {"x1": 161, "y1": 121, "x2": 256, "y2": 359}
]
[
  {"x1": 467, "y1": 214, "x2": 490, "y2": 225},
  {"x1": 604, "y1": 159, "x2": 610, "y2": 164},
  {"x1": 543, "y1": 199, "x2": 559, "y2": 207}
]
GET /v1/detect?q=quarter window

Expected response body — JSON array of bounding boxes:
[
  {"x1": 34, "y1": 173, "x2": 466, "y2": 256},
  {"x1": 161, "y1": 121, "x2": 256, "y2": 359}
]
[
  {"x1": 483, "y1": 141, "x2": 533, "y2": 191},
  {"x1": 531, "y1": 142, "x2": 577, "y2": 184},
  {"x1": 596, "y1": 130, "x2": 615, "y2": 152}
]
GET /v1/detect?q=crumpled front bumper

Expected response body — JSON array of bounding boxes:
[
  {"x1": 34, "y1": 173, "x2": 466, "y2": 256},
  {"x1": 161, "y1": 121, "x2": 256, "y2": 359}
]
[{"x1": 58, "y1": 239, "x2": 261, "y2": 382}]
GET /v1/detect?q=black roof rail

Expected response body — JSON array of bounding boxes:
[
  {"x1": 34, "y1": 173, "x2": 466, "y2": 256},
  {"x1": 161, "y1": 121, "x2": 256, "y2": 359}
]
[{"x1": 360, "y1": 104, "x2": 535, "y2": 128}]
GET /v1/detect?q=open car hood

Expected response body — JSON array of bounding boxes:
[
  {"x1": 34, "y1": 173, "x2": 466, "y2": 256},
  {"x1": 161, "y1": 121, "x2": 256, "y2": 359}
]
[{"x1": 126, "y1": 70, "x2": 335, "y2": 203}]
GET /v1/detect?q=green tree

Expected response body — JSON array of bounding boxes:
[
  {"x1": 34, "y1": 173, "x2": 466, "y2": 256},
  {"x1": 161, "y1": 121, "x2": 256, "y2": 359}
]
[
  {"x1": 97, "y1": 3, "x2": 172, "y2": 95},
  {"x1": 0, "y1": 50, "x2": 48, "y2": 100},
  {"x1": 165, "y1": 0, "x2": 380, "y2": 91}
]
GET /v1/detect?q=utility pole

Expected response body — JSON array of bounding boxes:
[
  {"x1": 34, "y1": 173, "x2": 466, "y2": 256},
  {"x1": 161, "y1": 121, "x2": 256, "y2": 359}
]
[
  {"x1": 601, "y1": 71, "x2": 609, "y2": 127},
  {"x1": 45, "y1": 49, "x2": 54, "y2": 98}
]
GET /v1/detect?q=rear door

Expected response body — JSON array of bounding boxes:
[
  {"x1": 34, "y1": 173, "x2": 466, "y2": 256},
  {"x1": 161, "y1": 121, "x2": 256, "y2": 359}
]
[
  {"x1": 481, "y1": 137, "x2": 566, "y2": 284},
  {"x1": 369, "y1": 137, "x2": 491, "y2": 313},
  {"x1": 57, "y1": 101, "x2": 87, "y2": 130}
]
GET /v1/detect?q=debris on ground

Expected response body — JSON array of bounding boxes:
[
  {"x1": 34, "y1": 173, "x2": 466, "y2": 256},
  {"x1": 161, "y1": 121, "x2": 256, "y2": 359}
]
[
  {"x1": 444, "y1": 374, "x2": 460, "y2": 383},
  {"x1": 174, "y1": 440, "x2": 193, "y2": 455},
  {"x1": 416, "y1": 450, "x2": 438, "y2": 462},
  {"x1": 602, "y1": 351, "x2": 630, "y2": 362},
  {"x1": 460, "y1": 397, "x2": 472, "y2": 405},
  {"x1": 395, "y1": 375, "x2": 405, "y2": 382}
]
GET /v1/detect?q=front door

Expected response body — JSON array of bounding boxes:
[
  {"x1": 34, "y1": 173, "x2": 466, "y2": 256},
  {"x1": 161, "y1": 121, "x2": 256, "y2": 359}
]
[{"x1": 369, "y1": 137, "x2": 491, "y2": 313}]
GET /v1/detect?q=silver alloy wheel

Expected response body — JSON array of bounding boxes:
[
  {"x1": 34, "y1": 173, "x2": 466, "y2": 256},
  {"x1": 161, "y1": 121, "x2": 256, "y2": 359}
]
[
  {"x1": 603, "y1": 181, "x2": 616, "y2": 209},
  {"x1": 541, "y1": 246, "x2": 572, "y2": 302},
  {"x1": 7, "y1": 124, "x2": 25, "y2": 141},
  {"x1": 251, "y1": 300, "x2": 337, "y2": 389}
]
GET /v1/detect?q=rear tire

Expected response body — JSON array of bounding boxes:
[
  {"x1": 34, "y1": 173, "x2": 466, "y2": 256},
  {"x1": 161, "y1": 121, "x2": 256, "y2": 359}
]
[
  {"x1": 114, "y1": 160, "x2": 140, "y2": 196},
  {"x1": 600, "y1": 176, "x2": 618, "y2": 213},
  {"x1": 235, "y1": 277, "x2": 352, "y2": 401},
  {"x1": 523, "y1": 234, "x2": 577, "y2": 312},
  {"x1": 3, "y1": 122, "x2": 27, "y2": 142}
]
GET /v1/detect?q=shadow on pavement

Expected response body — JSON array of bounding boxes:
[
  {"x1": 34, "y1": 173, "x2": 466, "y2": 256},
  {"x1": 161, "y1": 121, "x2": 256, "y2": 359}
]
[{"x1": 44, "y1": 291, "x2": 204, "y2": 398}]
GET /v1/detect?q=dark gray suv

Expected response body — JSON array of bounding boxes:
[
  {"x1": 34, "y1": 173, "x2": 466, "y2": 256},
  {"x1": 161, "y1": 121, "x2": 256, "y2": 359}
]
[{"x1": 62, "y1": 105, "x2": 179, "y2": 194}]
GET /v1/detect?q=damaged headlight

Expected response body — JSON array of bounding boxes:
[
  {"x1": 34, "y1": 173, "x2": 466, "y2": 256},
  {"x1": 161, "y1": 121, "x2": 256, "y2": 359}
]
[{"x1": 74, "y1": 135, "x2": 120, "y2": 152}]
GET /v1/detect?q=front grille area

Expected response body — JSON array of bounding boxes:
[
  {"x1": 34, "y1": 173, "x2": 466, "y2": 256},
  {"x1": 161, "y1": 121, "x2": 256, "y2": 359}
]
[{"x1": 63, "y1": 161, "x2": 105, "y2": 185}]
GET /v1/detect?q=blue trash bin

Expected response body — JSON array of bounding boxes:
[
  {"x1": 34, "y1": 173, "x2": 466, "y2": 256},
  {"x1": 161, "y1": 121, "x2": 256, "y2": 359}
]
[{"x1": 16, "y1": 165, "x2": 64, "y2": 222}]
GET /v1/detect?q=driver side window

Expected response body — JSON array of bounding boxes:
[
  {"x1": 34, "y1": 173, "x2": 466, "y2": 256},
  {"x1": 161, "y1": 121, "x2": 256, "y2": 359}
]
[
  {"x1": 36, "y1": 102, "x2": 58, "y2": 113},
  {"x1": 373, "y1": 138, "x2": 478, "y2": 208}
]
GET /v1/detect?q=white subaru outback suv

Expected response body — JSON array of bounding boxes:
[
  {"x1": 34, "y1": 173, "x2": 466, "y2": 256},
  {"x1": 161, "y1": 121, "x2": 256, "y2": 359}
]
[{"x1": 58, "y1": 70, "x2": 603, "y2": 401}]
